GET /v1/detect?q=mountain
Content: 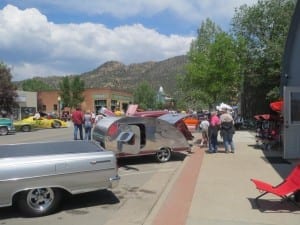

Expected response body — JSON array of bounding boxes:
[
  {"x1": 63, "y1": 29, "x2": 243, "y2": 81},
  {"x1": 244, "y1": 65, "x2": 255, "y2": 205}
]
[{"x1": 15, "y1": 55, "x2": 188, "y2": 95}]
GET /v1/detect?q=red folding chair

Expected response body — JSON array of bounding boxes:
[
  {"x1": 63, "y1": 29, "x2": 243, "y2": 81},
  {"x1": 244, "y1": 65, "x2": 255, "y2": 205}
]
[{"x1": 251, "y1": 164, "x2": 300, "y2": 207}]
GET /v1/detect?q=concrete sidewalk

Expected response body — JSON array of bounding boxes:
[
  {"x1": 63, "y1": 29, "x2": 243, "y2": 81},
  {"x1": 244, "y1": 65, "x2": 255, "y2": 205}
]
[{"x1": 148, "y1": 130, "x2": 300, "y2": 225}]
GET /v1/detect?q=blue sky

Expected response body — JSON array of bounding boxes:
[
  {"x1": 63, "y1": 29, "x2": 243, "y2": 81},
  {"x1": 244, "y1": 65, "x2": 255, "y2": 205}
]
[{"x1": 0, "y1": 0, "x2": 258, "y2": 81}]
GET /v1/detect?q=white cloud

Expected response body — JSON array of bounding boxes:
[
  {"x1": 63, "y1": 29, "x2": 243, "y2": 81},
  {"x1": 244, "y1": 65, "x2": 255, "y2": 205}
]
[
  {"x1": 20, "y1": 0, "x2": 258, "y2": 21},
  {"x1": 0, "y1": 0, "x2": 259, "y2": 81},
  {"x1": 0, "y1": 5, "x2": 194, "y2": 81}
]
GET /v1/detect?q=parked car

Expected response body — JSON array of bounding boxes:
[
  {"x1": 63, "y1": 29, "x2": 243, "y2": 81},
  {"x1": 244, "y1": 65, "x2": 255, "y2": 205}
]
[
  {"x1": 14, "y1": 116, "x2": 68, "y2": 131},
  {"x1": 14, "y1": 119, "x2": 39, "y2": 132},
  {"x1": 0, "y1": 117, "x2": 16, "y2": 135},
  {"x1": 183, "y1": 115, "x2": 200, "y2": 132},
  {"x1": 60, "y1": 111, "x2": 71, "y2": 121},
  {"x1": 0, "y1": 141, "x2": 120, "y2": 217}
]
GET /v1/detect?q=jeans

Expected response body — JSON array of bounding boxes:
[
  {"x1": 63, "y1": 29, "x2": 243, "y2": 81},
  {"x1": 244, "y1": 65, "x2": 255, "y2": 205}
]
[
  {"x1": 84, "y1": 126, "x2": 92, "y2": 140},
  {"x1": 74, "y1": 124, "x2": 83, "y2": 140},
  {"x1": 224, "y1": 139, "x2": 235, "y2": 152},
  {"x1": 209, "y1": 133, "x2": 218, "y2": 152},
  {"x1": 222, "y1": 131, "x2": 235, "y2": 152}
]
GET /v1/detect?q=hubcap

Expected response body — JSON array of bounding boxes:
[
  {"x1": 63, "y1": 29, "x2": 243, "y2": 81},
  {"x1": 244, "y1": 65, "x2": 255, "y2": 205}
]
[
  {"x1": 27, "y1": 188, "x2": 54, "y2": 212},
  {"x1": 0, "y1": 127, "x2": 8, "y2": 135},
  {"x1": 157, "y1": 148, "x2": 170, "y2": 162}
]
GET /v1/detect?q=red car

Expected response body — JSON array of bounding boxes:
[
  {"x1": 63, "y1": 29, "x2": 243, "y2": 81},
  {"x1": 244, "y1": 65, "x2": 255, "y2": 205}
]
[{"x1": 183, "y1": 115, "x2": 200, "y2": 132}]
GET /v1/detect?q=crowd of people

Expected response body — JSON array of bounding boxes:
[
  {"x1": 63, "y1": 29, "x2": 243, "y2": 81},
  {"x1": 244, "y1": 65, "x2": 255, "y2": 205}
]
[
  {"x1": 199, "y1": 108, "x2": 236, "y2": 153},
  {"x1": 71, "y1": 106, "x2": 97, "y2": 140},
  {"x1": 69, "y1": 105, "x2": 236, "y2": 153}
]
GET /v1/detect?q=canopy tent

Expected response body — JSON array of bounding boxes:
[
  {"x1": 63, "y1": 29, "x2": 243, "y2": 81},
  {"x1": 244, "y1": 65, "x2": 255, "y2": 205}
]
[
  {"x1": 216, "y1": 102, "x2": 232, "y2": 111},
  {"x1": 270, "y1": 101, "x2": 283, "y2": 112}
]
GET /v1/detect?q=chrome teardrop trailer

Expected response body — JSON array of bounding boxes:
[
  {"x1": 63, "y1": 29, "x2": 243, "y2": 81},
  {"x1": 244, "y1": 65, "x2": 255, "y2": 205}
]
[{"x1": 92, "y1": 115, "x2": 191, "y2": 163}]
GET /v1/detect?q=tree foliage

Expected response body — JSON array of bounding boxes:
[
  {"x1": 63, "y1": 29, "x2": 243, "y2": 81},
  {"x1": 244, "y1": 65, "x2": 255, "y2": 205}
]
[
  {"x1": 133, "y1": 81, "x2": 156, "y2": 110},
  {"x1": 22, "y1": 78, "x2": 52, "y2": 91},
  {"x1": 59, "y1": 76, "x2": 71, "y2": 109},
  {"x1": 71, "y1": 76, "x2": 85, "y2": 108},
  {"x1": 59, "y1": 76, "x2": 85, "y2": 109},
  {"x1": 0, "y1": 62, "x2": 18, "y2": 115},
  {"x1": 231, "y1": 0, "x2": 296, "y2": 117},
  {"x1": 179, "y1": 18, "x2": 244, "y2": 110}
]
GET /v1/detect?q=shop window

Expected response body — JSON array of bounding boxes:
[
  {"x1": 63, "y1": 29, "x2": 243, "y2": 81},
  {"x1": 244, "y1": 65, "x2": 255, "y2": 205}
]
[
  {"x1": 111, "y1": 100, "x2": 118, "y2": 111},
  {"x1": 291, "y1": 92, "x2": 300, "y2": 123},
  {"x1": 95, "y1": 100, "x2": 107, "y2": 114}
]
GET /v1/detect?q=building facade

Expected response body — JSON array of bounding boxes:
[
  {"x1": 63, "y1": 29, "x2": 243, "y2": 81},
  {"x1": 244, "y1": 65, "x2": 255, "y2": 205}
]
[
  {"x1": 14, "y1": 90, "x2": 38, "y2": 120},
  {"x1": 38, "y1": 88, "x2": 133, "y2": 115}
]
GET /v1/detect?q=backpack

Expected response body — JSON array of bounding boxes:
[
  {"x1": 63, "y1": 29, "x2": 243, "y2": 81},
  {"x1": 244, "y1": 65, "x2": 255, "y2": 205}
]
[{"x1": 222, "y1": 121, "x2": 233, "y2": 130}]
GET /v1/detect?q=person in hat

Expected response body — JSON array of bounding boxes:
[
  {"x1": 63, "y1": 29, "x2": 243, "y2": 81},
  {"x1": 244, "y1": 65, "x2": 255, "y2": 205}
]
[{"x1": 220, "y1": 109, "x2": 235, "y2": 153}]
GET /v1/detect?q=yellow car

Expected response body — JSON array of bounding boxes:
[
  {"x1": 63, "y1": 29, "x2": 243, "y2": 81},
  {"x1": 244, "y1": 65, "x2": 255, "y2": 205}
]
[{"x1": 14, "y1": 116, "x2": 68, "y2": 132}]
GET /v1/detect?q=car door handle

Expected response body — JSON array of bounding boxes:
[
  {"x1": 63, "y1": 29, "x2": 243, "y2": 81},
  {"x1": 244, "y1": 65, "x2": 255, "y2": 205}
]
[{"x1": 90, "y1": 160, "x2": 110, "y2": 165}]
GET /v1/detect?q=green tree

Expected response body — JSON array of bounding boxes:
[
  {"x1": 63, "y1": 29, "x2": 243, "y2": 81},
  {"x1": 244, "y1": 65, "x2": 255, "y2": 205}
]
[
  {"x1": 59, "y1": 77, "x2": 71, "y2": 109},
  {"x1": 231, "y1": 0, "x2": 296, "y2": 117},
  {"x1": 178, "y1": 19, "x2": 222, "y2": 110},
  {"x1": 133, "y1": 81, "x2": 156, "y2": 110},
  {"x1": 59, "y1": 76, "x2": 85, "y2": 109},
  {"x1": 179, "y1": 19, "x2": 244, "y2": 110},
  {"x1": 70, "y1": 76, "x2": 85, "y2": 108},
  {"x1": 0, "y1": 62, "x2": 18, "y2": 115},
  {"x1": 22, "y1": 78, "x2": 52, "y2": 91}
]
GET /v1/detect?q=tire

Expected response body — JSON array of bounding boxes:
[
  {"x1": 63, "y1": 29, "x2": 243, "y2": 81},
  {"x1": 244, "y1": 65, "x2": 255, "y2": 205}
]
[
  {"x1": 21, "y1": 125, "x2": 31, "y2": 132},
  {"x1": 0, "y1": 127, "x2": 8, "y2": 135},
  {"x1": 17, "y1": 187, "x2": 62, "y2": 217},
  {"x1": 156, "y1": 147, "x2": 171, "y2": 163},
  {"x1": 52, "y1": 121, "x2": 61, "y2": 128}
]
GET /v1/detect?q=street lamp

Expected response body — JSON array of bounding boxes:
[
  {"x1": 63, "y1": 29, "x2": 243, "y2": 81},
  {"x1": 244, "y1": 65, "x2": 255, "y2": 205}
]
[{"x1": 57, "y1": 96, "x2": 61, "y2": 119}]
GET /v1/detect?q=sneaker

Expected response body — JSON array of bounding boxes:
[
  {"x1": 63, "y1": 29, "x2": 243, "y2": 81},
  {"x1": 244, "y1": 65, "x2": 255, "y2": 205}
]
[{"x1": 208, "y1": 149, "x2": 214, "y2": 153}]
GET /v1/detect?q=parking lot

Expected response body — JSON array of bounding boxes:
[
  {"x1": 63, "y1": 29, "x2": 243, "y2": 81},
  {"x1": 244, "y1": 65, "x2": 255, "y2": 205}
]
[{"x1": 0, "y1": 125, "x2": 190, "y2": 225}]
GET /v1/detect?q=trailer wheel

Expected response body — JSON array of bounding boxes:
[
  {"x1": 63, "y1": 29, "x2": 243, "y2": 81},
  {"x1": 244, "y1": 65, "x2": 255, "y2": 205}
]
[
  {"x1": 17, "y1": 187, "x2": 62, "y2": 217},
  {"x1": 156, "y1": 147, "x2": 171, "y2": 163}
]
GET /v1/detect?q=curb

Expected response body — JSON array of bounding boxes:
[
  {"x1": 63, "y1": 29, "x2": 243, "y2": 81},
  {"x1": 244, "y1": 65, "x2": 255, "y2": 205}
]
[{"x1": 144, "y1": 143, "x2": 204, "y2": 225}]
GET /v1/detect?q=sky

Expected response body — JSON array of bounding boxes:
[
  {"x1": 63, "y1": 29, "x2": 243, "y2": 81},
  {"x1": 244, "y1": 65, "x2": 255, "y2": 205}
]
[{"x1": 0, "y1": 0, "x2": 258, "y2": 81}]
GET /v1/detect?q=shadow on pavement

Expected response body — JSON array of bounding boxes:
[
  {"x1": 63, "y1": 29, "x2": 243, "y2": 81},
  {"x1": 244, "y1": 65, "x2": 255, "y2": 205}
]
[
  {"x1": 0, "y1": 189, "x2": 119, "y2": 219},
  {"x1": 117, "y1": 151, "x2": 187, "y2": 169},
  {"x1": 248, "y1": 198, "x2": 300, "y2": 213}
]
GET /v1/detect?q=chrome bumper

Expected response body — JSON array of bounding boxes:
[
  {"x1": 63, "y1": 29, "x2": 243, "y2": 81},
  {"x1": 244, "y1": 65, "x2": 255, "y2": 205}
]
[
  {"x1": 8, "y1": 126, "x2": 16, "y2": 134},
  {"x1": 109, "y1": 175, "x2": 120, "y2": 188}
]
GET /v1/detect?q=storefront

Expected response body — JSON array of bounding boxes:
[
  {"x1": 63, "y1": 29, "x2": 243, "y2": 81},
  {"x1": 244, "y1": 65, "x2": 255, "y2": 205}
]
[
  {"x1": 13, "y1": 90, "x2": 38, "y2": 120},
  {"x1": 38, "y1": 88, "x2": 133, "y2": 116}
]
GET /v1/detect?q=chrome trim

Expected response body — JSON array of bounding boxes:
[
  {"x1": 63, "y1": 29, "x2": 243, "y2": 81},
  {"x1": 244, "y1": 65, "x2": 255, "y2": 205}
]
[
  {"x1": 109, "y1": 175, "x2": 120, "y2": 189},
  {"x1": 0, "y1": 167, "x2": 116, "y2": 182}
]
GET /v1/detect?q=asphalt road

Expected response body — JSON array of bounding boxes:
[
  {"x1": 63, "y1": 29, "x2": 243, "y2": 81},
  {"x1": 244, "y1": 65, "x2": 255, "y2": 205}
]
[{"x1": 0, "y1": 125, "x2": 189, "y2": 225}]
